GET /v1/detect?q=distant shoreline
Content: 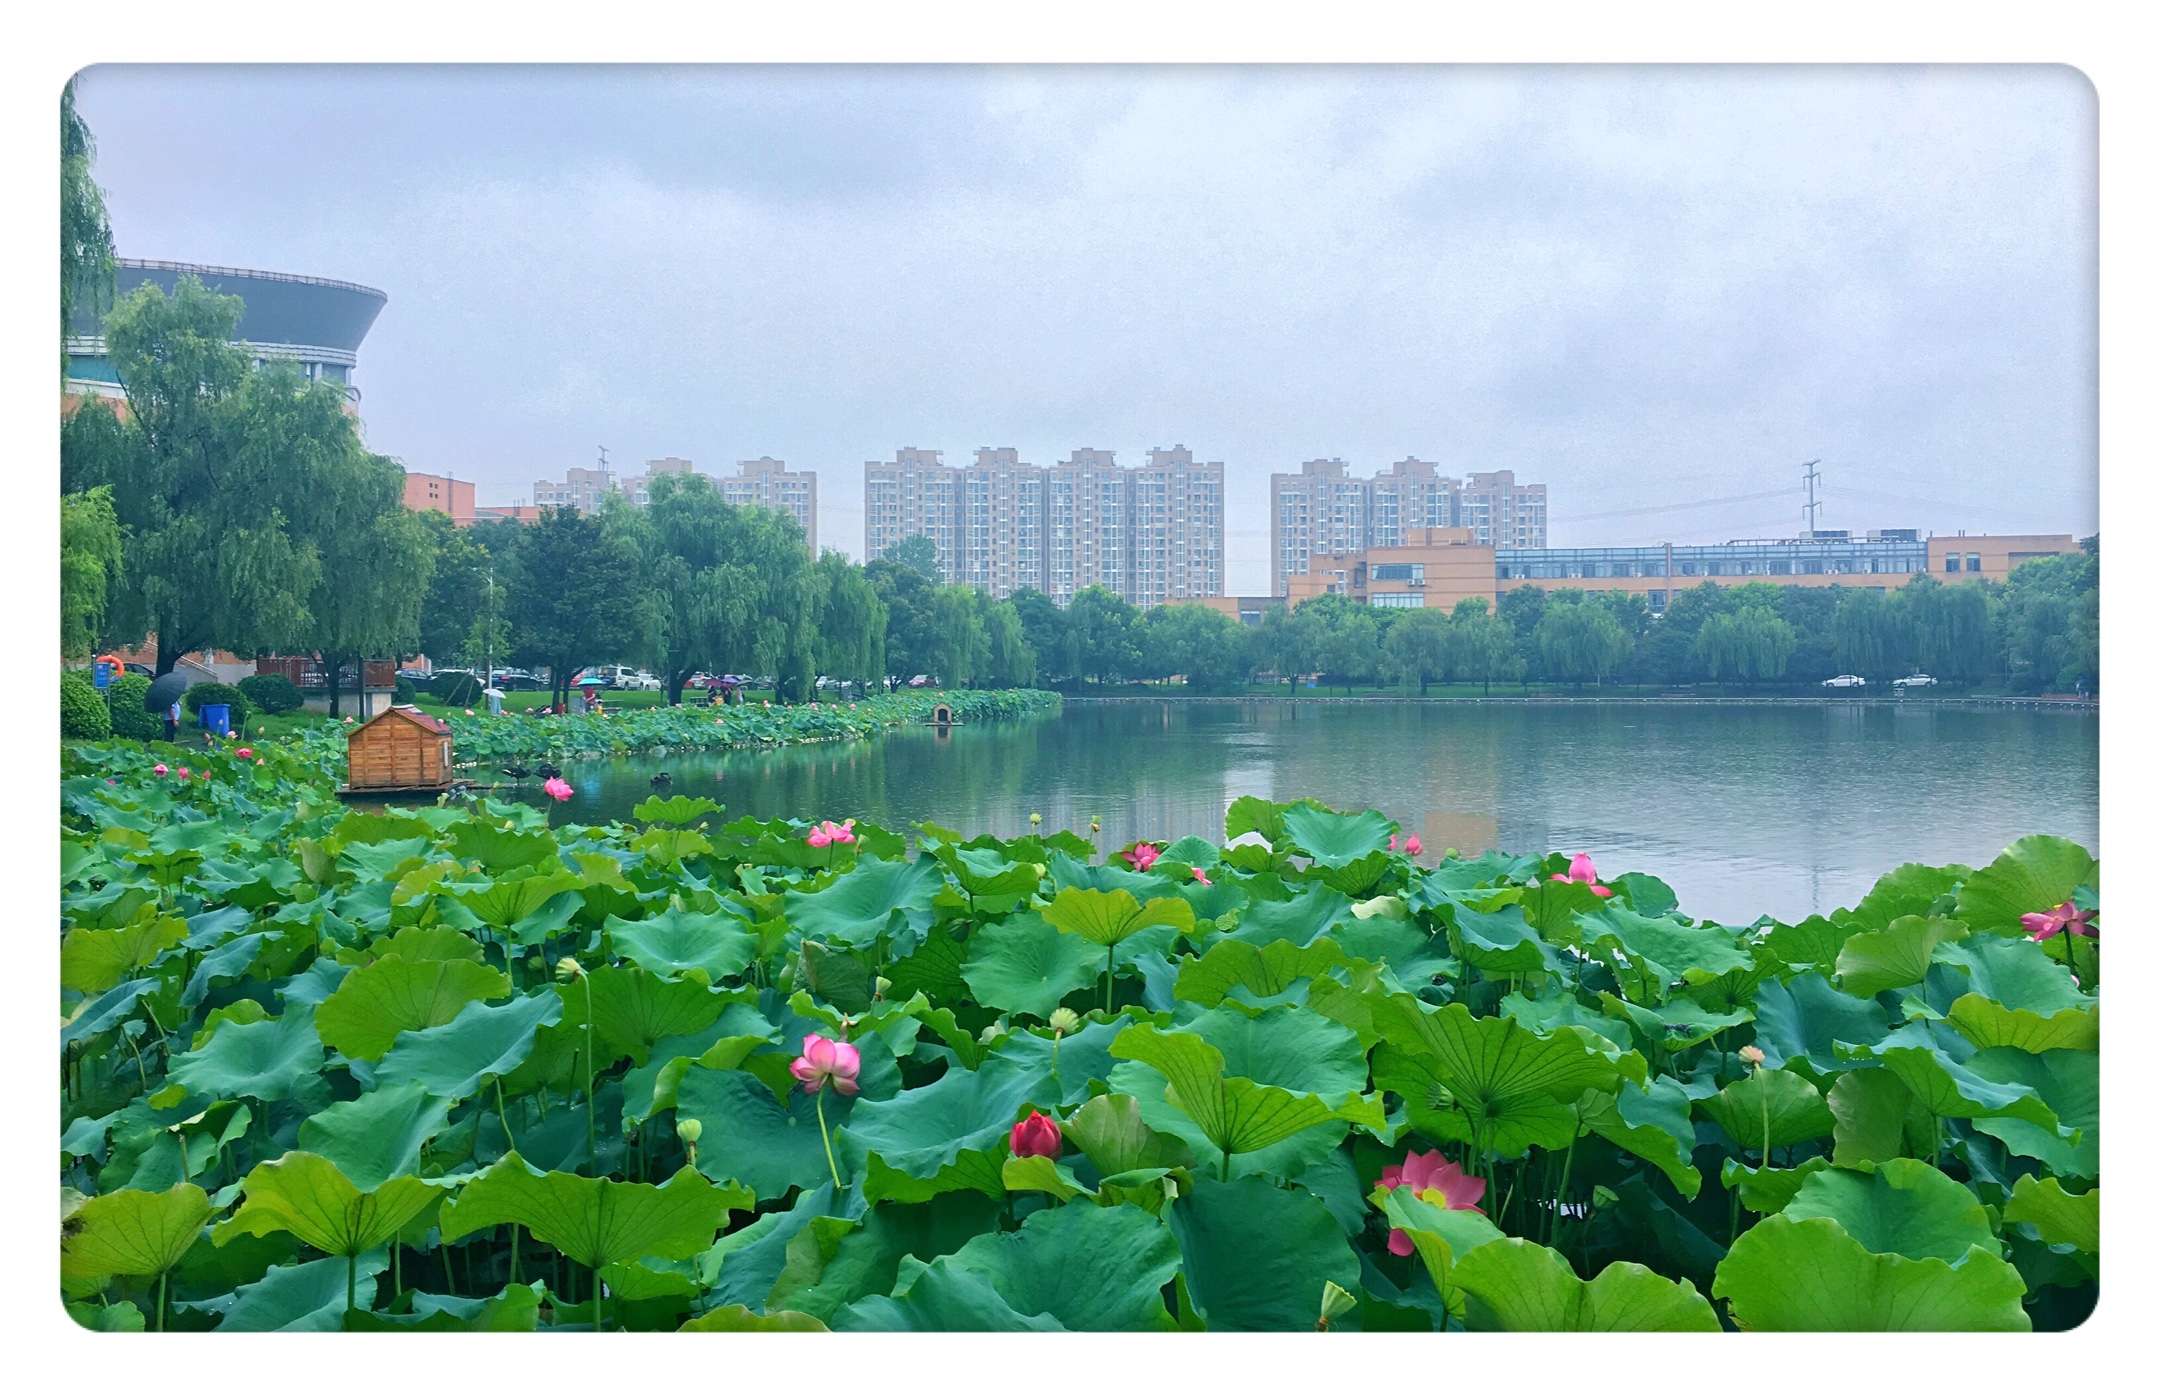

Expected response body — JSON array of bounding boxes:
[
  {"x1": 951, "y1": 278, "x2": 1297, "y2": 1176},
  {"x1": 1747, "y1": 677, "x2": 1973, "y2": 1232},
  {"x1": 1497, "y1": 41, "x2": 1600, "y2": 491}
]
[{"x1": 1060, "y1": 692, "x2": 2096, "y2": 712}]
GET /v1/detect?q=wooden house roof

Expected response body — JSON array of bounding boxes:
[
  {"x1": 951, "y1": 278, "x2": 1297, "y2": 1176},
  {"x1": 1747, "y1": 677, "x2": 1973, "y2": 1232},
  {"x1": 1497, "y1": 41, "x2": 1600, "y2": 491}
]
[{"x1": 357, "y1": 704, "x2": 452, "y2": 736}]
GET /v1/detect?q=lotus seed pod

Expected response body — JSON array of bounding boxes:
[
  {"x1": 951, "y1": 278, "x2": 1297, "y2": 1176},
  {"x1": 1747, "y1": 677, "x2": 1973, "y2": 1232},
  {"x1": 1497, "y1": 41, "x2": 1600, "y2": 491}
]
[
  {"x1": 1029, "y1": 812, "x2": 1042, "y2": 826},
  {"x1": 1738, "y1": 1044, "x2": 1766, "y2": 1067},
  {"x1": 874, "y1": 976, "x2": 893, "y2": 998},
  {"x1": 555, "y1": 956, "x2": 583, "y2": 983},
  {"x1": 676, "y1": 1118, "x2": 703, "y2": 1145},
  {"x1": 1049, "y1": 1008, "x2": 1081, "y2": 1036}
]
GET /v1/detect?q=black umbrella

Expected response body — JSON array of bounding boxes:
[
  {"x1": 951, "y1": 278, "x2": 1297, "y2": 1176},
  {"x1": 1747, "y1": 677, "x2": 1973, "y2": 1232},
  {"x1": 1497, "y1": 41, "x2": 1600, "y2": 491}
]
[{"x1": 144, "y1": 672, "x2": 190, "y2": 713}]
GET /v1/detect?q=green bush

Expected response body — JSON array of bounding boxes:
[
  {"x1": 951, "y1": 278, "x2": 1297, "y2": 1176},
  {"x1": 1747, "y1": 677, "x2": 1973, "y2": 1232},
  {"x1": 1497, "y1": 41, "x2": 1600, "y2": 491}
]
[
  {"x1": 238, "y1": 672, "x2": 304, "y2": 715},
  {"x1": 104, "y1": 672, "x2": 161, "y2": 740},
  {"x1": 60, "y1": 670, "x2": 111, "y2": 740},
  {"x1": 394, "y1": 675, "x2": 419, "y2": 705},
  {"x1": 430, "y1": 670, "x2": 483, "y2": 707},
  {"x1": 182, "y1": 681, "x2": 252, "y2": 729}
]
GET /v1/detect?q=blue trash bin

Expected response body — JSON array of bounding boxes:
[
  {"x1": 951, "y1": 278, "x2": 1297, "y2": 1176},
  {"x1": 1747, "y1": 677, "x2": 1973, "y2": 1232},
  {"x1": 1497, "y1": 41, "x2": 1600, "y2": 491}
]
[{"x1": 200, "y1": 703, "x2": 232, "y2": 737}]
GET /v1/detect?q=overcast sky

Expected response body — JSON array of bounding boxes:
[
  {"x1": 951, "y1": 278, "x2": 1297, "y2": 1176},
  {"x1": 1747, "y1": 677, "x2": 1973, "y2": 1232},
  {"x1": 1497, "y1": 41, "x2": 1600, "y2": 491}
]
[{"x1": 72, "y1": 64, "x2": 2095, "y2": 592}]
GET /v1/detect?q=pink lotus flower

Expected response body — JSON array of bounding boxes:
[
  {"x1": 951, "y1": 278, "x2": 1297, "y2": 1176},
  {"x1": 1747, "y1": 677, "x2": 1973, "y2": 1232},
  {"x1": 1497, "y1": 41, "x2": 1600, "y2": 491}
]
[
  {"x1": 1551, "y1": 853, "x2": 1613, "y2": 898},
  {"x1": 790, "y1": 1033, "x2": 861, "y2": 1096},
  {"x1": 177, "y1": 767, "x2": 191, "y2": 779},
  {"x1": 1009, "y1": 1111, "x2": 1062, "y2": 1160},
  {"x1": 152, "y1": 764, "x2": 167, "y2": 776},
  {"x1": 1376, "y1": 1148, "x2": 1487, "y2": 1255},
  {"x1": 343, "y1": 716, "x2": 355, "y2": 724},
  {"x1": 1191, "y1": 867, "x2": 1212, "y2": 887},
  {"x1": 234, "y1": 747, "x2": 253, "y2": 759},
  {"x1": 543, "y1": 777, "x2": 573, "y2": 801},
  {"x1": 2021, "y1": 901, "x2": 2095, "y2": 941},
  {"x1": 1124, "y1": 842, "x2": 1161, "y2": 873},
  {"x1": 806, "y1": 818, "x2": 857, "y2": 848},
  {"x1": 464, "y1": 708, "x2": 474, "y2": 716},
  {"x1": 1403, "y1": 835, "x2": 1423, "y2": 857}
]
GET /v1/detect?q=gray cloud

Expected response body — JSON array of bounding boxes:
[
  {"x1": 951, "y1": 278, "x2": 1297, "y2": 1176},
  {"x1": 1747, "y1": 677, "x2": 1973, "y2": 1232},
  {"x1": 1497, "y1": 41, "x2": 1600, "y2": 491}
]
[{"x1": 73, "y1": 64, "x2": 2095, "y2": 587}]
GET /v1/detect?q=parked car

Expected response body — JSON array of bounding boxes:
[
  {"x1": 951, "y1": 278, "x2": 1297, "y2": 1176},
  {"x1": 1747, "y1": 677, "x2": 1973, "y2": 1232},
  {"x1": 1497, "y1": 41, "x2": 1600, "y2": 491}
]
[
  {"x1": 1821, "y1": 674, "x2": 1867, "y2": 689},
  {"x1": 1893, "y1": 673, "x2": 1939, "y2": 689},
  {"x1": 489, "y1": 669, "x2": 545, "y2": 691}
]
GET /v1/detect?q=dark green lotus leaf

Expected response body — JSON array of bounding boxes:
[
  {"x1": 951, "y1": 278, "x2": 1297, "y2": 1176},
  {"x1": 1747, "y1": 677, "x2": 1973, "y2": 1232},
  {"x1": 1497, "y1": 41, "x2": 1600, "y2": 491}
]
[
  {"x1": 373, "y1": 924, "x2": 488, "y2": 964},
  {"x1": 1847, "y1": 1029, "x2": 2073, "y2": 1159},
  {"x1": 1170, "y1": 1174, "x2": 1360, "y2": 1332},
  {"x1": 447, "y1": 820, "x2": 559, "y2": 873},
  {"x1": 782, "y1": 856, "x2": 945, "y2": 950},
  {"x1": 1447, "y1": 901, "x2": 1564, "y2": 975},
  {"x1": 339, "y1": 836, "x2": 434, "y2": 881},
  {"x1": 1502, "y1": 991, "x2": 1637, "y2": 1055},
  {"x1": 1576, "y1": 905, "x2": 1754, "y2": 987},
  {"x1": 673, "y1": 1064, "x2": 857, "y2": 1200},
  {"x1": 1452, "y1": 1238, "x2": 1719, "y2": 1331},
  {"x1": 604, "y1": 905, "x2": 757, "y2": 985},
  {"x1": 1106, "y1": 1058, "x2": 1350, "y2": 1181},
  {"x1": 331, "y1": 810, "x2": 438, "y2": 847},
  {"x1": 1713, "y1": 1215, "x2": 2030, "y2": 1331},
  {"x1": 768, "y1": 1189, "x2": 998, "y2": 1321},
  {"x1": 1934, "y1": 935, "x2": 2097, "y2": 1052},
  {"x1": 1045, "y1": 848, "x2": 1176, "y2": 899},
  {"x1": 61, "y1": 1183, "x2": 213, "y2": 1286},
  {"x1": 167, "y1": 1006, "x2": 324, "y2": 1103},
  {"x1": 1719, "y1": 1156, "x2": 1831, "y2": 1215},
  {"x1": 452, "y1": 871, "x2": 584, "y2": 938},
  {"x1": 1223, "y1": 887, "x2": 1355, "y2": 948},
  {"x1": 632, "y1": 794, "x2": 723, "y2": 826},
  {"x1": 1278, "y1": 803, "x2": 1396, "y2": 867},
  {"x1": 1184, "y1": 1003, "x2": 1369, "y2": 1097},
  {"x1": 216, "y1": 1152, "x2": 443, "y2": 1259},
  {"x1": 297, "y1": 1082, "x2": 455, "y2": 1192},
  {"x1": 1761, "y1": 915, "x2": 1852, "y2": 976},
  {"x1": 1323, "y1": 918, "x2": 1456, "y2": 993},
  {"x1": 1849, "y1": 861, "x2": 1969, "y2": 930},
  {"x1": 936, "y1": 1196, "x2": 1183, "y2": 1331},
  {"x1": 1964, "y1": 1047, "x2": 2097, "y2": 1178},
  {"x1": 438, "y1": 1153, "x2": 750, "y2": 1269},
  {"x1": 2002, "y1": 1175, "x2": 2097, "y2": 1253},
  {"x1": 1836, "y1": 915, "x2": 1969, "y2": 996},
  {"x1": 66, "y1": 1299, "x2": 145, "y2": 1331},
  {"x1": 1954, "y1": 835, "x2": 2096, "y2": 937},
  {"x1": 1750, "y1": 972, "x2": 1891, "y2": 1078},
  {"x1": 939, "y1": 844, "x2": 1044, "y2": 901},
  {"x1": 881, "y1": 924, "x2": 969, "y2": 1005},
  {"x1": 185, "y1": 1253, "x2": 387, "y2": 1332},
  {"x1": 1371, "y1": 998, "x2": 1628, "y2": 1158},
  {"x1": 61, "y1": 913, "x2": 186, "y2": 994},
  {"x1": 959, "y1": 910, "x2": 1106, "y2": 1019},
  {"x1": 580, "y1": 964, "x2": 729, "y2": 1064},
  {"x1": 1060, "y1": 1092, "x2": 1197, "y2": 1177},
  {"x1": 1610, "y1": 871, "x2": 1679, "y2": 918},
  {"x1": 1170, "y1": 934, "x2": 1343, "y2": 1008},
  {"x1": 1596, "y1": 992, "x2": 1754, "y2": 1053},
  {"x1": 620, "y1": 1017, "x2": 775, "y2": 1125},
  {"x1": 346, "y1": 1281, "x2": 547, "y2": 1332},
  {"x1": 679, "y1": 1304, "x2": 829, "y2": 1331},
  {"x1": 1698, "y1": 1068, "x2": 1834, "y2": 1154},
  {"x1": 1826, "y1": 1068, "x2": 1933, "y2": 1167},
  {"x1": 1110, "y1": 1022, "x2": 1379, "y2": 1168},
  {"x1": 314, "y1": 955, "x2": 511, "y2": 1062},
  {"x1": 1581, "y1": 1077, "x2": 1701, "y2": 1199},
  {"x1": 1781, "y1": 1158, "x2": 1998, "y2": 1262},
  {"x1": 832, "y1": 1256, "x2": 1067, "y2": 1331},
  {"x1": 838, "y1": 1056, "x2": 1057, "y2": 1185},
  {"x1": 372, "y1": 990, "x2": 562, "y2": 1102}
]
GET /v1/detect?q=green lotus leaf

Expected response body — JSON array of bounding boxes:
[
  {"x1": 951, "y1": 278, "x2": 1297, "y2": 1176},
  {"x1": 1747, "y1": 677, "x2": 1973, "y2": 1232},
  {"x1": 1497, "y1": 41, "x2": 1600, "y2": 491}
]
[
  {"x1": 1698, "y1": 1068, "x2": 1834, "y2": 1154},
  {"x1": 372, "y1": 924, "x2": 488, "y2": 963},
  {"x1": 372, "y1": 990, "x2": 563, "y2": 1102},
  {"x1": 838, "y1": 1057, "x2": 1056, "y2": 1190},
  {"x1": 437, "y1": 1152, "x2": 751, "y2": 1269},
  {"x1": 61, "y1": 913, "x2": 186, "y2": 994},
  {"x1": 313, "y1": 955, "x2": 510, "y2": 1062},
  {"x1": 1577, "y1": 904, "x2": 1754, "y2": 987},
  {"x1": 959, "y1": 910, "x2": 1107, "y2": 1019},
  {"x1": 1826, "y1": 1068, "x2": 1932, "y2": 1167},
  {"x1": 1595, "y1": 993, "x2": 1754, "y2": 1053},
  {"x1": 935, "y1": 1196, "x2": 1183, "y2": 1331},
  {"x1": 605, "y1": 905, "x2": 758, "y2": 984},
  {"x1": 940, "y1": 845, "x2": 1045, "y2": 900},
  {"x1": 1713, "y1": 1215, "x2": 2030, "y2": 1331},
  {"x1": 1171, "y1": 936, "x2": 1346, "y2": 1008},
  {"x1": 673, "y1": 1064, "x2": 856, "y2": 1200},
  {"x1": 1750, "y1": 972, "x2": 1892, "y2": 1077},
  {"x1": 1370, "y1": 998, "x2": 1627, "y2": 1158},
  {"x1": 1041, "y1": 885, "x2": 1195, "y2": 948},
  {"x1": 447, "y1": 820, "x2": 559, "y2": 873},
  {"x1": 1719, "y1": 1157, "x2": 1831, "y2": 1215},
  {"x1": 1761, "y1": 915, "x2": 1852, "y2": 976},
  {"x1": 167, "y1": 1006, "x2": 324, "y2": 1103},
  {"x1": 1935, "y1": 934, "x2": 2097, "y2": 1052},
  {"x1": 1501, "y1": 992, "x2": 1635, "y2": 1054},
  {"x1": 215, "y1": 1151, "x2": 442, "y2": 1259},
  {"x1": 1849, "y1": 861, "x2": 1969, "y2": 930},
  {"x1": 881, "y1": 924, "x2": 970, "y2": 1005},
  {"x1": 999, "y1": 1153, "x2": 1095, "y2": 1202},
  {"x1": 61, "y1": 1183, "x2": 213, "y2": 1286},
  {"x1": 767, "y1": 1190, "x2": 1000, "y2": 1320},
  {"x1": 66, "y1": 1299, "x2": 144, "y2": 1331},
  {"x1": 679, "y1": 1304, "x2": 829, "y2": 1331},
  {"x1": 782, "y1": 856, "x2": 945, "y2": 949},
  {"x1": 1182, "y1": 1003, "x2": 1370, "y2": 1098},
  {"x1": 1964, "y1": 1047, "x2": 2097, "y2": 1178},
  {"x1": 1169, "y1": 1174, "x2": 1360, "y2": 1332},
  {"x1": 345, "y1": 1281, "x2": 547, "y2": 1331},
  {"x1": 1110, "y1": 1022, "x2": 1379, "y2": 1168},
  {"x1": 1835, "y1": 915, "x2": 1969, "y2": 996},
  {"x1": 1224, "y1": 794, "x2": 1287, "y2": 845},
  {"x1": 452, "y1": 870, "x2": 584, "y2": 935},
  {"x1": 1850, "y1": 1031, "x2": 2073, "y2": 1160},
  {"x1": 1782, "y1": 1158, "x2": 1999, "y2": 1262},
  {"x1": 1224, "y1": 887, "x2": 1356, "y2": 948},
  {"x1": 1451, "y1": 1238, "x2": 1719, "y2": 1332},
  {"x1": 832, "y1": 1257, "x2": 1068, "y2": 1331},
  {"x1": 1954, "y1": 834, "x2": 2096, "y2": 937},
  {"x1": 581, "y1": 964, "x2": 728, "y2": 1064},
  {"x1": 1448, "y1": 901, "x2": 1563, "y2": 975},
  {"x1": 1378, "y1": 1186, "x2": 1507, "y2": 1312},
  {"x1": 338, "y1": 836, "x2": 432, "y2": 881},
  {"x1": 296, "y1": 1081, "x2": 455, "y2": 1192},
  {"x1": 798, "y1": 939, "x2": 876, "y2": 1014},
  {"x1": 1581, "y1": 1077, "x2": 1701, "y2": 1199},
  {"x1": 186, "y1": 1253, "x2": 387, "y2": 1332},
  {"x1": 632, "y1": 794, "x2": 723, "y2": 826},
  {"x1": 1278, "y1": 802, "x2": 1397, "y2": 867},
  {"x1": 1061, "y1": 1092, "x2": 1195, "y2": 1177},
  {"x1": 2002, "y1": 1175, "x2": 2097, "y2": 1253}
]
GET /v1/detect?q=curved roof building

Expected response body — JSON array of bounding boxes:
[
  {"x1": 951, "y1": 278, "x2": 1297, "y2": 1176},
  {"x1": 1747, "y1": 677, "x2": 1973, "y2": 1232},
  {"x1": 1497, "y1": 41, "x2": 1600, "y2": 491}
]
[{"x1": 66, "y1": 257, "x2": 388, "y2": 401}]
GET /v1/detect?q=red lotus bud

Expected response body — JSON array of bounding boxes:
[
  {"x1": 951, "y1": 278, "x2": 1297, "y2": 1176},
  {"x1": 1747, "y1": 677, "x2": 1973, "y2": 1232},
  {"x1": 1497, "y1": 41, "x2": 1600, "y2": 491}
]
[{"x1": 1009, "y1": 1111, "x2": 1062, "y2": 1160}]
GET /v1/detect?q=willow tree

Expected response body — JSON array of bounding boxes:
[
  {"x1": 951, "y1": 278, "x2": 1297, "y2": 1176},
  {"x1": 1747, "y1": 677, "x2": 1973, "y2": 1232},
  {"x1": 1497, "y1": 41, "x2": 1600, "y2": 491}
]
[
  {"x1": 60, "y1": 486, "x2": 122, "y2": 660},
  {"x1": 61, "y1": 78, "x2": 116, "y2": 377},
  {"x1": 811, "y1": 550, "x2": 886, "y2": 698},
  {"x1": 301, "y1": 447, "x2": 435, "y2": 716}
]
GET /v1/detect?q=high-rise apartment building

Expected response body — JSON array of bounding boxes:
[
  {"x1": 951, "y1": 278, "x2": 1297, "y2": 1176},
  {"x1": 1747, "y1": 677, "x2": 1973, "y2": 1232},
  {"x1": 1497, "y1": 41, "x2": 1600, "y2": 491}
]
[
  {"x1": 533, "y1": 466, "x2": 617, "y2": 514},
  {"x1": 863, "y1": 445, "x2": 1224, "y2": 605},
  {"x1": 1269, "y1": 458, "x2": 1543, "y2": 594},
  {"x1": 719, "y1": 457, "x2": 819, "y2": 553}
]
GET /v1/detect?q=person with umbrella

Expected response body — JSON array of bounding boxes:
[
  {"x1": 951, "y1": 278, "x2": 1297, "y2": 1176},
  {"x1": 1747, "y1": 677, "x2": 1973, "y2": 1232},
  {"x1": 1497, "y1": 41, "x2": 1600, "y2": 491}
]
[{"x1": 144, "y1": 672, "x2": 191, "y2": 745}]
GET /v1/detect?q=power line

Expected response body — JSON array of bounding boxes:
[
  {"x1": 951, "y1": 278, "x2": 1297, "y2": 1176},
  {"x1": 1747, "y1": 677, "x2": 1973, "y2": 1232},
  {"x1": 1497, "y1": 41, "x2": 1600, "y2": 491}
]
[{"x1": 1550, "y1": 485, "x2": 1801, "y2": 525}]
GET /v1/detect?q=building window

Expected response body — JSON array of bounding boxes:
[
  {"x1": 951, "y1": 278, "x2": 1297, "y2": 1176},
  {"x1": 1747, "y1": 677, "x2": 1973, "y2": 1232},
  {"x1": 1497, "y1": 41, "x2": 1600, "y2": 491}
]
[
  {"x1": 1944, "y1": 555, "x2": 1961, "y2": 573},
  {"x1": 1370, "y1": 592, "x2": 1424, "y2": 608},
  {"x1": 1966, "y1": 553, "x2": 1982, "y2": 573},
  {"x1": 1647, "y1": 590, "x2": 1667, "y2": 610},
  {"x1": 1371, "y1": 563, "x2": 1424, "y2": 582}
]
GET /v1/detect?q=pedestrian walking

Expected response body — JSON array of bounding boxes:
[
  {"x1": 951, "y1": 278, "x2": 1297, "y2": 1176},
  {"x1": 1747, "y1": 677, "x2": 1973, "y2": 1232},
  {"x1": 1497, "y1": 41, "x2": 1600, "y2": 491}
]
[{"x1": 163, "y1": 700, "x2": 180, "y2": 744}]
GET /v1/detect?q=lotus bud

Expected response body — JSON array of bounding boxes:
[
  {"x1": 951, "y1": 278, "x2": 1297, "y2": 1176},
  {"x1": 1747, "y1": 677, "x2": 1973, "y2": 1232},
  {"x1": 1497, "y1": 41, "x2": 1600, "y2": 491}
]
[
  {"x1": 1592, "y1": 1185, "x2": 1618, "y2": 1210},
  {"x1": 555, "y1": 957, "x2": 584, "y2": 983},
  {"x1": 1090, "y1": 817, "x2": 1101, "y2": 834},
  {"x1": 676, "y1": 1116, "x2": 702, "y2": 1165},
  {"x1": 1738, "y1": 1044, "x2": 1765, "y2": 1068},
  {"x1": 1029, "y1": 812, "x2": 1042, "y2": 826},
  {"x1": 978, "y1": 1021, "x2": 1008, "y2": 1045},
  {"x1": 874, "y1": 975, "x2": 892, "y2": 999},
  {"x1": 1317, "y1": 1280, "x2": 1358, "y2": 1331},
  {"x1": 1049, "y1": 1007, "x2": 1081, "y2": 1037}
]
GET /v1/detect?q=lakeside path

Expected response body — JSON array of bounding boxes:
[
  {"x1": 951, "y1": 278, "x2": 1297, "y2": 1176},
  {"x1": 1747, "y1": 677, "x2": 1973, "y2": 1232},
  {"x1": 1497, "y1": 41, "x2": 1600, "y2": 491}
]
[{"x1": 1062, "y1": 692, "x2": 2096, "y2": 712}]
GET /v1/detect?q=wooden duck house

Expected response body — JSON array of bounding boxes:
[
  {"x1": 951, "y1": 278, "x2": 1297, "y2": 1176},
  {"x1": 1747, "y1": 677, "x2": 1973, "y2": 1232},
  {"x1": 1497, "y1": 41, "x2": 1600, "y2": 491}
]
[{"x1": 342, "y1": 704, "x2": 456, "y2": 795}]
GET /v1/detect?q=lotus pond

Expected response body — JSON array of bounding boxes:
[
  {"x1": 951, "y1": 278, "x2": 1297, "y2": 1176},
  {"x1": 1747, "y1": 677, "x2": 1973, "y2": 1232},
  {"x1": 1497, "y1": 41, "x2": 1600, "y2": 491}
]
[{"x1": 59, "y1": 732, "x2": 2099, "y2": 1332}]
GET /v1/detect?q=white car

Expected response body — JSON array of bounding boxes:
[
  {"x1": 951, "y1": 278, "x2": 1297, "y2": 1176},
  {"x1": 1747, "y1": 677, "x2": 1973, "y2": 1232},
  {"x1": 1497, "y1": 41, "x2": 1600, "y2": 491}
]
[
  {"x1": 1893, "y1": 673, "x2": 1939, "y2": 689},
  {"x1": 1822, "y1": 674, "x2": 1867, "y2": 689}
]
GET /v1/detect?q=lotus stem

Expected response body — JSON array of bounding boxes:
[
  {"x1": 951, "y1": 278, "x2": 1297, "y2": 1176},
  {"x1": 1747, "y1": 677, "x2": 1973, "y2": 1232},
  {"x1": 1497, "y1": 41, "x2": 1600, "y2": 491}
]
[
  {"x1": 157, "y1": 1270, "x2": 168, "y2": 1333},
  {"x1": 582, "y1": 970, "x2": 598, "y2": 1175},
  {"x1": 815, "y1": 1089, "x2": 843, "y2": 1191},
  {"x1": 346, "y1": 1251, "x2": 357, "y2": 1317}
]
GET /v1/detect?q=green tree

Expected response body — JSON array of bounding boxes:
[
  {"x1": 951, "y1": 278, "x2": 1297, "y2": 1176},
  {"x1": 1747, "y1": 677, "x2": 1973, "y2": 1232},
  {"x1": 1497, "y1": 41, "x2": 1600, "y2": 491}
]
[
  {"x1": 1382, "y1": 607, "x2": 1450, "y2": 695},
  {"x1": 1690, "y1": 605, "x2": 1796, "y2": 691},
  {"x1": 302, "y1": 452, "x2": 436, "y2": 717},
  {"x1": 1445, "y1": 597, "x2": 1525, "y2": 695},
  {"x1": 1831, "y1": 588, "x2": 1915, "y2": 683},
  {"x1": 811, "y1": 550, "x2": 887, "y2": 698},
  {"x1": 1068, "y1": 585, "x2": 1140, "y2": 686},
  {"x1": 1299, "y1": 596, "x2": 1380, "y2": 694},
  {"x1": 1009, "y1": 587, "x2": 1076, "y2": 686},
  {"x1": 1140, "y1": 602, "x2": 1252, "y2": 692},
  {"x1": 60, "y1": 486, "x2": 122, "y2": 660},
  {"x1": 866, "y1": 557, "x2": 938, "y2": 688},
  {"x1": 61, "y1": 78, "x2": 116, "y2": 376},
  {"x1": 1534, "y1": 601, "x2": 1631, "y2": 688},
  {"x1": 507, "y1": 506, "x2": 643, "y2": 709},
  {"x1": 972, "y1": 591, "x2": 1037, "y2": 689},
  {"x1": 1497, "y1": 585, "x2": 1548, "y2": 680},
  {"x1": 1898, "y1": 575, "x2": 1993, "y2": 686},
  {"x1": 1996, "y1": 552, "x2": 2097, "y2": 693},
  {"x1": 884, "y1": 534, "x2": 942, "y2": 584}
]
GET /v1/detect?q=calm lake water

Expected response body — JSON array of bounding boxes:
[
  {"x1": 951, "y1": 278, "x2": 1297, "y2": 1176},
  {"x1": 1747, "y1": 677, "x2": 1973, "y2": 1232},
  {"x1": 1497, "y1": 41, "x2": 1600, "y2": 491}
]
[{"x1": 539, "y1": 700, "x2": 2098, "y2": 926}]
